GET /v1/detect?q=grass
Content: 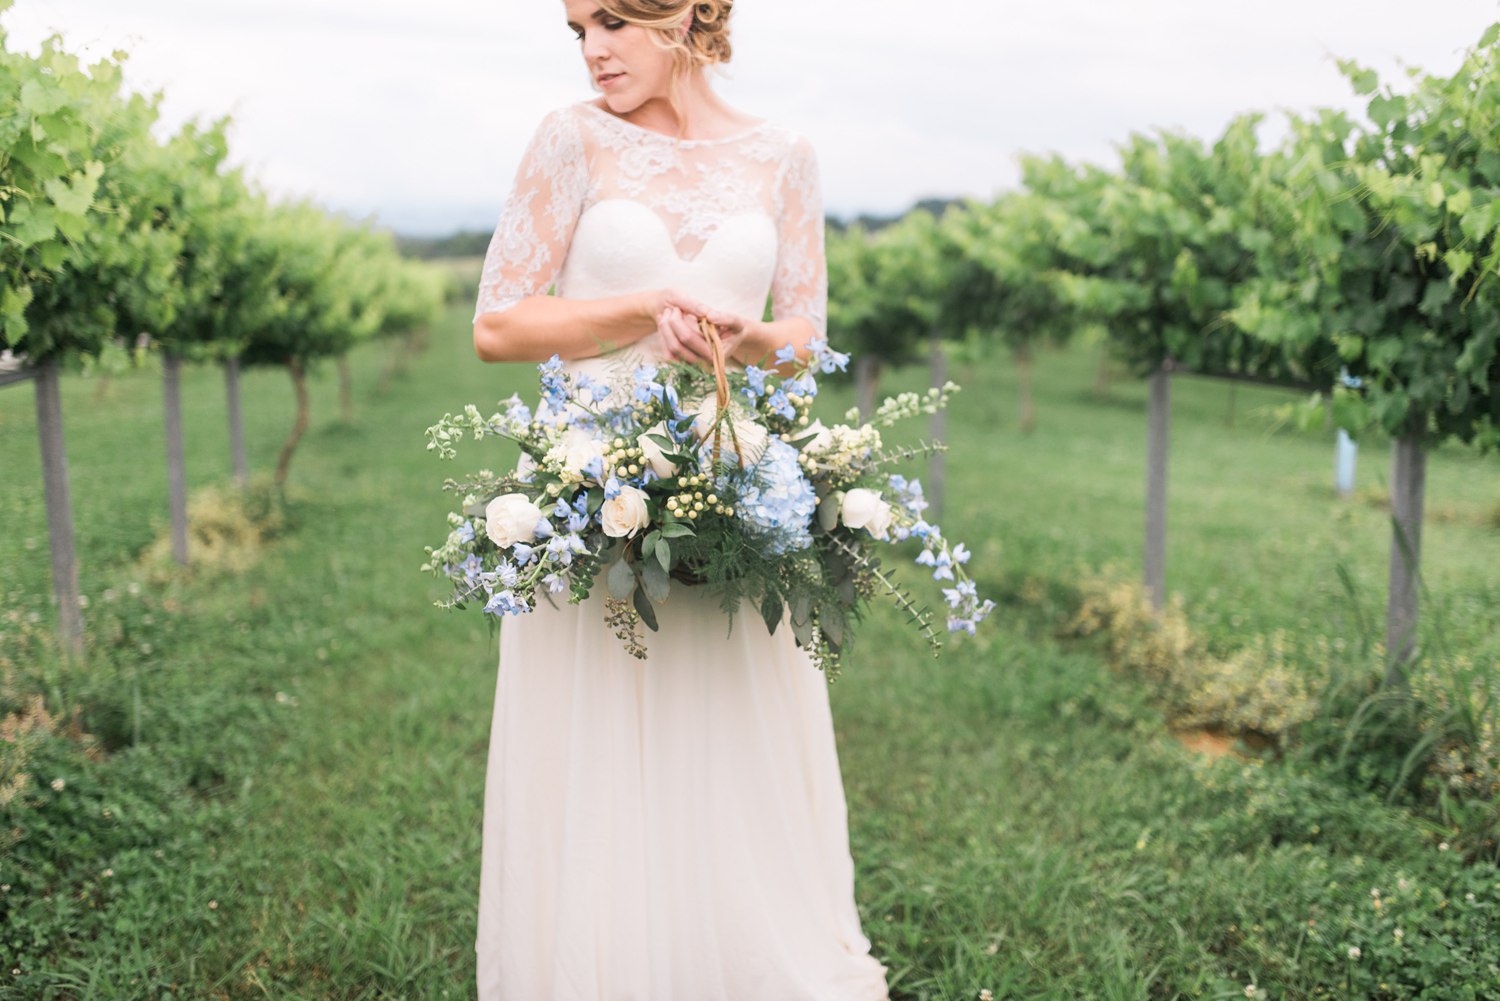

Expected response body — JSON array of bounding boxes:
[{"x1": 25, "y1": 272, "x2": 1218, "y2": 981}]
[{"x1": 1, "y1": 317, "x2": 1498, "y2": 999}]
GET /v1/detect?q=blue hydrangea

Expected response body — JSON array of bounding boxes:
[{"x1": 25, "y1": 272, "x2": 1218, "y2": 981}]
[{"x1": 732, "y1": 438, "x2": 817, "y2": 556}]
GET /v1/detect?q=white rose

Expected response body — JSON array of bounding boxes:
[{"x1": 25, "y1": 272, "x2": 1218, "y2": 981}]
[
  {"x1": 549, "y1": 427, "x2": 607, "y2": 482},
  {"x1": 789, "y1": 419, "x2": 834, "y2": 454},
  {"x1": 637, "y1": 422, "x2": 679, "y2": 478},
  {"x1": 840, "y1": 488, "x2": 893, "y2": 540},
  {"x1": 484, "y1": 493, "x2": 544, "y2": 548},
  {"x1": 691, "y1": 397, "x2": 768, "y2": 466},
  {"x1": 600, "y1": 484, "x2": 651, "y2": 538}
]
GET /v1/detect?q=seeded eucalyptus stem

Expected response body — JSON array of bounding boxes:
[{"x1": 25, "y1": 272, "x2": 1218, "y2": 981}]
[
  {"x1": 826, "y1": 533, "x2": 943, "y2": 655},
  {"x1": 871, "y1": 440, "x2": 949, "y2": 469}
]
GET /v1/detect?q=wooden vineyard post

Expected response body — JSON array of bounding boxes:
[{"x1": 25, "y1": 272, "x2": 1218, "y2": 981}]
[
  {"x1": 1143, "y1": 365, "x2": 1171, "y2": 611},
  {"x1": 275, "y1": 358, "x2": 310, "y2": 489},
  {"x1": 1015, "y1": 344, "x2": 1036, "y2": 434},
  {"x1": 162, "y1": 353, "x2": 189, "y2": 565},
  {"x1": 1385, "y1": 433, "x2": 1427, "y2": 684},
  {"x1": 337, "y1": 355, "x2": 353, "y2": 423},
  {"x1": 225, "y1": 357, "x2": 248, "y2": 489},
  {"x1": 32, "y1": 359, "x2": 85, "y2": 657},
  {"x1": 927, "y1": 326, "x2": 947, "y2": 523},
  {"x1": 854, "y1": 354, "x2": 880, "y2": 423}
]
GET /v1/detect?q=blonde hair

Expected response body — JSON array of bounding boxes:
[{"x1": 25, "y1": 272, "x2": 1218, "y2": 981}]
[{"x1": 599, "y1": 0, "x2": 734, "y2": 71}]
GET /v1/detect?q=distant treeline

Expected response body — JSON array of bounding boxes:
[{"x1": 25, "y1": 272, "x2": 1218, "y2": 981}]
[
  {"x1": 392, "y1": 198, "x2": 964, "y2": 259},
  {"x1": 395, "y1": 231, "x2": 495, "y2": 259}
]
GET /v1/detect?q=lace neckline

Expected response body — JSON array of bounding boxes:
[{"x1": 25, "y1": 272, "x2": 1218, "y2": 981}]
[{"x1": 577, "y1": 101, "x2": 771, "y2": 146}]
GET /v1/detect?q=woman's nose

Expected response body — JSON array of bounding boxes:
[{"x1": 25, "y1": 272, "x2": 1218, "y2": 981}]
[{"x1": 581, "y1": 30, "x2": 609, "y2": 63}]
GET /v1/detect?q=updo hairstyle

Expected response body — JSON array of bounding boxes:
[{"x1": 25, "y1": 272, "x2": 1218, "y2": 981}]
[{"x1": 598, "y1": 0, "x2": 734, "y2": 72}]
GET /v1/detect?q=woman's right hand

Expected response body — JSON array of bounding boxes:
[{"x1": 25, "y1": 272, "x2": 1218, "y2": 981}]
[{"x1": 644, "y1": 288, "x2": 716, "y2": 363}]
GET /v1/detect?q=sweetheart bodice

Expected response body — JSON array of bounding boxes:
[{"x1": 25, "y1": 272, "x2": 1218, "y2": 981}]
[{"x1": 556, "y1": 199, "x2": 777, "y2": 378}]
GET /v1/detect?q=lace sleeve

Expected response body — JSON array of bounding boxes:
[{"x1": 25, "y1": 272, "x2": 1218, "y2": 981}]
[
  {"x1": 770, "y1": 133, "x2": 827, "y2": 337},
  {"x1": 474, "y1": 108, "x2": 591, "y2": 321}
]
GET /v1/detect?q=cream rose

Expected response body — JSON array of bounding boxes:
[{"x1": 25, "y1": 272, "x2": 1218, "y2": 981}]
[
  {"x1": 691, "y1": 397, "x2": 768, "y2": 466},
  {"x1": 484, "y1": 493, "x2": 544, "y2": 548},
  {"x1": 548, "y1": 427, "x2": 607, "y2": 482},
  {"x1": 840, "y1": 488, "x2": 894, "y2": 540},
  {"x1": 637, "y1": 422, "x2": 679, "y2": 478},
  {"x1": 600, "y1": 484, "x2": 651, "y2": 538},
  {"x1": 788, "y1": 419, "x2": 834, "y2": 455}
]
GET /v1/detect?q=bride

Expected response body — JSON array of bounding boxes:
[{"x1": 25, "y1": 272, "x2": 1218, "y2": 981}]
[{"x1": 471, "y1": 2, "x2": 890, "y2": 998}]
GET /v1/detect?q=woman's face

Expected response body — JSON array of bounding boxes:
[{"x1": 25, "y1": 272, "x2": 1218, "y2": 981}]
[{"x1": 563, "y1": 0, "x2": 680, "y2": 117}]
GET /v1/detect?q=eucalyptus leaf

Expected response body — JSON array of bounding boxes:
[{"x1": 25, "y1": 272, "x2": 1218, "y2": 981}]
[
  {"x1": 642, "y1": 558, "x2": 671, "y2": 604},
  {"x1": 790, "y1": 614, "x2": 815, "y2": 648},
  {"x1": 791, "y1": 592, "x2": 813, "y2": 627},
  {"x1": 632, "y1": 585, "x2": 659, "y2": 631},
  {"x1": 820, "y1": 602, "x2": 846, "y2": 649},
  {"x1": 606, "y1": 557, "x2": 636, "y2": 600},
  {"x1": 760, "y1": 595, "x2": 783, "y2": 635}
]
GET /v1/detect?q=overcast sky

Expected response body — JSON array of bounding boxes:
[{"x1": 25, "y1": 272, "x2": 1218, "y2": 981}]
[{"x1": 6, "y1": 1, "x2": 1499, "y2": 235}]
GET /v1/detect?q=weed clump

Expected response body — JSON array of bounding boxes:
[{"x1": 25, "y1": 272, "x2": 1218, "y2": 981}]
[
  {"x1": 1067, "y1": 571, "x2": 1319, "y2": 747},
  {"x1": 137, "y1": 479, "x2": 287, "y2": 581}
]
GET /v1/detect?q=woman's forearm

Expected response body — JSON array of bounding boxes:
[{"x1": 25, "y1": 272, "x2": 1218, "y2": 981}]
[
  {"x1": 473, "y1": 292, "x2": 657, "y2": 363},
  {"x1": 730, "y1": 316, "x2": 818, "y2": 369}
]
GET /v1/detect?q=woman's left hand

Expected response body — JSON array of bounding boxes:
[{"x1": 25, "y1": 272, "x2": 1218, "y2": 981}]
[{"x1": 657, "y1": 304, "x2": 760, "y2": 368}]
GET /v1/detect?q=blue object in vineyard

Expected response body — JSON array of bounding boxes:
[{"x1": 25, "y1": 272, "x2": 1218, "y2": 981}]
[{"x1": 1335, "y1": 369, "x2": 1361, "y2": 499}]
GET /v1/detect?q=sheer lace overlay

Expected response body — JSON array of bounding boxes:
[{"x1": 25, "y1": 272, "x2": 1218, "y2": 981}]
[{"x1": 474, "y1": 102, "x2": 827, "y2": 337}]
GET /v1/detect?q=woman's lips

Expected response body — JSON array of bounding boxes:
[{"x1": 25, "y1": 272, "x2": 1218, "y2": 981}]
[{"x1": 598, "y1": 72, "x2": 624, "y2": 88}]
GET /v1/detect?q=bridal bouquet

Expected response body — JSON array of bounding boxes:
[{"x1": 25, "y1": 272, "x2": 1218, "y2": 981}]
[{"x1": 422, "y1": 329, "x2": 993, "y2": 675}]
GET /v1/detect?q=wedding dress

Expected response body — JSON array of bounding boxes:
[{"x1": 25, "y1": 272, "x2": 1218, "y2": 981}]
[{"x1": 471, "y1": 101, "x2": 890, "y2": 1001}]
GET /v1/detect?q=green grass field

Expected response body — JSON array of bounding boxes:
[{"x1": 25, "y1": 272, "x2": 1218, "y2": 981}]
[{"x1": 2, "y1": 310, "x2": 1498, "y2": 999}]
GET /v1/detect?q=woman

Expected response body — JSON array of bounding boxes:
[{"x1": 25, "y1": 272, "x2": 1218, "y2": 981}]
[{"x1": 471, "y1": 2, "x2": 890, "y2": 998}]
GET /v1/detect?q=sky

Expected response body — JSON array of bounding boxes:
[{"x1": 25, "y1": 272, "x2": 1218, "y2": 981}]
[{"x1": 6, "y1": 0, "x2": 1500, "y2": 236}]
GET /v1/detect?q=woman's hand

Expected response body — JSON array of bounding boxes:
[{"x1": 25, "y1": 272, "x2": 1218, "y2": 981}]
[{"x1": 655, "y1": 301, "x2": 762, "y2": 367}]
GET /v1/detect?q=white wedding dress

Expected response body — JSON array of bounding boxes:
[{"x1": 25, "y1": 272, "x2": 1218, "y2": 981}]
[{"x1": 472, "y1": 101, "x2": 890, "y2": 1000}]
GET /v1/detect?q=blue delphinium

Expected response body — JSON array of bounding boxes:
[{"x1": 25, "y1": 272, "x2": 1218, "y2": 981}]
[
  {"x1": 538, "y1": 355, "x2": 569, "y2": 410},
  {"x1": 943, "y1": 578, "x2": 995, "y2": 635},
  {"x1": 887, "y1": 474, "x2": 928, "y2": 516},
  {"x1": 765, "y1": 388, "x2": 796, "y2": 420},
  {"x1": 808, "y1": 337, "x2": 850, "y2": 374},
  {"x1": 732, "y1": 438, "x2": 817, "y2": 556},
  {"x1": 742, "y1": 365, "x2": 770, "y2": 401}
]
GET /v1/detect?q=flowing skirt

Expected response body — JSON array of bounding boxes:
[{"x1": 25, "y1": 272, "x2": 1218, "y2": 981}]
[{"x1": 475, "y1": 582, "x2": 889, "y2": 1000}]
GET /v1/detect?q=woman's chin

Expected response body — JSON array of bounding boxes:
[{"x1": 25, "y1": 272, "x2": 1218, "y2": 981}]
[{"x1": 601, "y1": 93, "x2": 640, "y2": 115}]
